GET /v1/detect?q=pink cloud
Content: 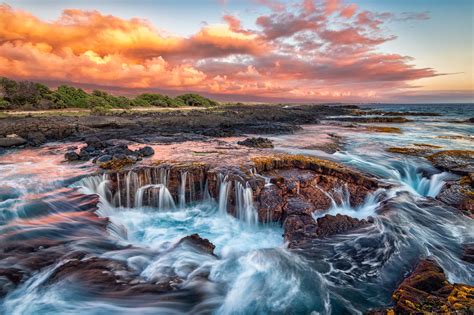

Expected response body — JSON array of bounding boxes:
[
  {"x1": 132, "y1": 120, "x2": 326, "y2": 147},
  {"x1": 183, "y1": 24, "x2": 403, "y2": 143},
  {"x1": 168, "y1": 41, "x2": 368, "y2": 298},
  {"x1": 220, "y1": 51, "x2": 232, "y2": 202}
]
[{"x1": 0, "y1": 2, "x2": 441, "y2": 102}]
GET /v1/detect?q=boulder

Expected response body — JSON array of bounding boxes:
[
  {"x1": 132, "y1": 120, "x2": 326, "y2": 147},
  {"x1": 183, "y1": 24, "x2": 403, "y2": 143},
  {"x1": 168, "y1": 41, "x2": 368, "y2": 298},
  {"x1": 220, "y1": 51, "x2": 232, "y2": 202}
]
[
  {"x1": 314, "y1": 214, "x2": 371, "y2": 238},
  {"x1": 237, "y1": 137, "x2": 274, "y2": 148},
  {"x1": 137, "y1": 146, "x2": 155, "y2": 157},
  {"x1": 177, "y1": 234, "x2": 216, "y2": 256},
  {"x1": 64, "y1": 151, "x2": 81, "y2": 161},
  {"x1": 96, "y1": 154, "x2": 113, "y2": 163},
  {"x1": 427, "y1": 150, "x2": 474, "y2": 175},
  {"x1": 0, "y1": 135, "x2": 26, "y2": 147},
  {"x1": 376, "y1": 259, "x2": 474, "y2": 314}
]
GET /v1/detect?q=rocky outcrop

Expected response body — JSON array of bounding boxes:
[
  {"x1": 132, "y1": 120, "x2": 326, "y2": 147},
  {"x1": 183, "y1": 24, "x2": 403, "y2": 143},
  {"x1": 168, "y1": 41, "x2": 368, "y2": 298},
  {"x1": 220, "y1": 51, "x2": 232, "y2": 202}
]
[
  {"x1": 427, "y1": 150, "x2": 474, "y2": 175},
  {"x1": 104, "y1": 155, "x2": 380, "y2": 248},
  {"x1": 0, "y1": 134, "x2": 27, "y2": 147},
  {"x1": 64, "y1": 137, "x2": 155, "y2": 170},
  {"x1": 437, "y1": 174, "x2": 473, "y2": 218},
  {"x1": 237, "y1": 137, "x2": 274, "y2": 148},
  {"x1": 368, "y1": 259, "x2": 474, "y2": 314}
]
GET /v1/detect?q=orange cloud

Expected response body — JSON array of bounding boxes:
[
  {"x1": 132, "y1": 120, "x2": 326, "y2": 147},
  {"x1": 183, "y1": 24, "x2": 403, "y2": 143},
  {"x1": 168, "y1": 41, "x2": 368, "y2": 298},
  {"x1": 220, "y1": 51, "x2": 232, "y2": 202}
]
[{"x1": 0, "y1": 2, "x2": 440, "y2": 102}]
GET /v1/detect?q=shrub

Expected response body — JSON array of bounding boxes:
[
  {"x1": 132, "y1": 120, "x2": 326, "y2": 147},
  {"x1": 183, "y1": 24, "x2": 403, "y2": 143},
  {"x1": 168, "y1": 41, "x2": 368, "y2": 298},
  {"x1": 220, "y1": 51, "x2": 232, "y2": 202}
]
[
  {"x1": 175, "y1": 93, "x2": 218, "y2": 107},
  {"x1": 133, "y1": 93, "x2": 182, "y2": 107}
]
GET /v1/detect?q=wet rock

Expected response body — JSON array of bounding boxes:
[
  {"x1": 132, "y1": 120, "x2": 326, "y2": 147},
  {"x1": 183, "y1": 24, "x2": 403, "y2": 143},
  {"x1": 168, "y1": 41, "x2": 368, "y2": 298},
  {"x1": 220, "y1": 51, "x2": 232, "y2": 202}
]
[
  {"x1": 177, "y1": 234, "x2": 216, "y2": 256},
  {"x1": 96, "y1": 154, "x2": 113, "y2": 163},
  {"x1": 437, "y1": 175, "x2": 473, "y2": 218},
  {"x1": 386, "y1": 146, "x2": 437, "y2": 157},
  {"x1": 314, "y1": 214, "x2": 370, "y2": 238},
  {"x1": 374, "y1": 259, "x2": 474, "y2": 314},
  {"x1": 257, "y1": 185, "x2": 284, "y2": 222},
  {"x1": 64, "y1": 151, "x2": 81, "y2": 161},
  {"x1": 328, "y1": 116, "x2": 411, "y2": 123},
  {"x1": 137, "y1": 146, "x2": 155, "y2": 157},
  {"x1": 461, "y1": 243, "x2": 474, "y2": 263},
  {"x1": 26, "y1": 131, "x2": 47, "y2": 146},
  {"x1": 237, "y1": 137, "x2": 274, "y2": 149},
  {"x1": 365, "y1": 126, "x2": 402, "y2": 134},
  {"x1": 283, "y1": 213, "x2": 318, "y2": 247},
  {"x1": 427, "y1": 150, "x2": 474, "y2": 175},
  {"x1": 0, "y1": 135, "x2": 27, "y2": 147},
  {"x1": 85, "y1": 136, "x2": 107, "y2": 150},
  {"x1": 98, "y1": 156, "x2": 134, "y2": 170}
]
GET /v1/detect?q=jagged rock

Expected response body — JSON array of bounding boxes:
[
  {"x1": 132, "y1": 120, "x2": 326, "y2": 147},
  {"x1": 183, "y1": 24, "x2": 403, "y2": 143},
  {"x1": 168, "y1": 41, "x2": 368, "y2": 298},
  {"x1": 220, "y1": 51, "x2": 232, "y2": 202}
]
[
  {"x1": 427, "y1": 150, "x2": 474, "y2": 175},
  {"x1": 369, "y1": 259, "x2": 474, "y2": 314},
  {"x1": 437, "y1": 175, "x2": 473, "y2": 218},
  {"x1": 177, "y1": 234, "x2": 216, "y2": 256},
  {"x1": 26, "y1": 131, "x2": 47, "y2": 146},
  {"x1": 461, "y1": 244, "x2": 474, "y2": 263},
  {"x1": 257, "y1": 185, "x2": 284, "y2": 222},
  {"x1": 283, "y1": 213, "x2": 318, "y2": 247},
  {"x1": 237, "y1": 137, "x2": 274, "y2": 148},
  {"x1": 137, "y1": 146, "x2": 155, "y2": 157},
  {"x1": 64, "y1": 151, "x2": 81, "y2": 161},
  {"x1": 314, "y1": 214, "x2": 371, "y2": 238}
]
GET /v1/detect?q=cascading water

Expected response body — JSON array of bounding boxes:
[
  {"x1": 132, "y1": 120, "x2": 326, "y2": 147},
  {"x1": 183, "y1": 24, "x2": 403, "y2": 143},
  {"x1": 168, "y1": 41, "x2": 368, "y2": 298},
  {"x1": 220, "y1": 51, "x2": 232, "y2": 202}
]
[
  {"x1": 333, "y1": 151, "x2": 453, "y2": 198},
  {"x1": 234, "y1": 181, "x2": 258, "y2": 225},
  {"x1": 313, "y1": 185, "x2": 385, "y2": 220},
  {"x1": 1, "y1": 104, "x2": 473, "y2": 314}
]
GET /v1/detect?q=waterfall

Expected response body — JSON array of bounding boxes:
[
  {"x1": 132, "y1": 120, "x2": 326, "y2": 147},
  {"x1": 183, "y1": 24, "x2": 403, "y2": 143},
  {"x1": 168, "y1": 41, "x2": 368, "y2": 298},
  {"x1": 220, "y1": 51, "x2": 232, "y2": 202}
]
[
  {"x1": 234, "y1": 181, "x2": 258, "y2": 225},
  {"x1": 134, "y1": 184, "x2": 176, "y2": 210},
  {"x1": 179, "y1": 171, "x2": 187, "y2": 208},
  {"x1": 313, "y1": 185, "x2": 384, "y2": 220},
  {"x1": 218, "y1": 174, "x2": 232, "y2": 215}
]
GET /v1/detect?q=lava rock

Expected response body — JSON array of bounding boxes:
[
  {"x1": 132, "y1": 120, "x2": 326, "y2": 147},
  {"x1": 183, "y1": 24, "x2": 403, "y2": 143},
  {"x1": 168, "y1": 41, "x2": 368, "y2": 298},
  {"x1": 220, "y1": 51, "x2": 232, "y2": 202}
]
[
  {"x1": 26, "y1": 131, "x2": 47, "y2": 146},
  {"x1": 461, "y1": 243, "x2": 474, "y2": 263},
  {"x1": 177, "y1": 234, "x2": 216, "y2": 256},
  {"x1": 137, "y1": 146, "x2": 155, "y2": 157},
  {"x1": 427, "y1": 150, "x2": 474, "y2": 175},
  {"x1": 237, "y1": 137, "x2": 274, "y2": 149},
  {"x1": 315, "y1": 214, "x2": 370, "y2": 238},
  {"x1": 64, "y1": 151, "x2": 81, "y2": 161},
  {"x1": 85, "y1": 137, "x2": 107, "y2": 150},
  {"x1": 372, "y1": 259, "x2": 474, "y2": 314},
  {"x1": 0, "y1": 135, "x2": 27, "y2": 147},
  {"x1": 96, "y1": 155, "x2": 113, "y2": 163}
]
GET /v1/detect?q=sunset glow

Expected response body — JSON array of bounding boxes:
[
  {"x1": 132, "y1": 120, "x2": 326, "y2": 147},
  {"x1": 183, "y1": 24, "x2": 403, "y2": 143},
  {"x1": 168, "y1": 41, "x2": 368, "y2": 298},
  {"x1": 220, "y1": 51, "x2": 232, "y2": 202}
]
[{"x1": 1, "y1": 0, "x2": 472, "y2": 103}]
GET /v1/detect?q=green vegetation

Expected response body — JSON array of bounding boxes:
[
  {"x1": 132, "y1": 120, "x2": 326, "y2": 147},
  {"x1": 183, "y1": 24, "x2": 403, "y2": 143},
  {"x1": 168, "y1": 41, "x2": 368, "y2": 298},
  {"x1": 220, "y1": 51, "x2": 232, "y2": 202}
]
[{"x1": 0, "y1": 77, "x2": 218, "y2": 110}]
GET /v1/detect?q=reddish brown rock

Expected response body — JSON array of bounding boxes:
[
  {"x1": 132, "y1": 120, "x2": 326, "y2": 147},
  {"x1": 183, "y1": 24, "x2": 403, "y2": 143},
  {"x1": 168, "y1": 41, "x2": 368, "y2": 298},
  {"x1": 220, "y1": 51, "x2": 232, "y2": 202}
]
[
  {"x1": 315, "y1": 214, "x2": 371, "y2": 238},
  {"x1": 370, "y1": 259, "x2": 474, "y2": 314}
]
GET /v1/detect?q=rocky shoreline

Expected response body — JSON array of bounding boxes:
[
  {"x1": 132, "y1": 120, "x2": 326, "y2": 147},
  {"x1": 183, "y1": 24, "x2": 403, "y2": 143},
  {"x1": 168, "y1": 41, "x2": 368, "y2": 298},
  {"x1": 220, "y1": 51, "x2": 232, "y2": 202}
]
[{"x1": 0, "y1": 104, "x2": 473, "y2": 313}]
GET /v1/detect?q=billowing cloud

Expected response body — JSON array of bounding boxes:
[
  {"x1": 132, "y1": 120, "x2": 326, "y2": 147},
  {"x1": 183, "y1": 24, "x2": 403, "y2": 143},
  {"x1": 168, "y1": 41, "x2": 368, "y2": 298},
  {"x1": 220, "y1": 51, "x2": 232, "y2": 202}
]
[{"x1": 0, "y1": 2, "x2": 440, "y2": 102}]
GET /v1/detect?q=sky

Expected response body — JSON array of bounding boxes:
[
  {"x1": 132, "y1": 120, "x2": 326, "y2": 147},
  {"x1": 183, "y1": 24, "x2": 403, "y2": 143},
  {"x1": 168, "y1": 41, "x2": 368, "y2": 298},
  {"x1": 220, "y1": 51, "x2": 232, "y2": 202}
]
[{"x1": 0, "y1": 0, "x2": 473, "y2": 103}]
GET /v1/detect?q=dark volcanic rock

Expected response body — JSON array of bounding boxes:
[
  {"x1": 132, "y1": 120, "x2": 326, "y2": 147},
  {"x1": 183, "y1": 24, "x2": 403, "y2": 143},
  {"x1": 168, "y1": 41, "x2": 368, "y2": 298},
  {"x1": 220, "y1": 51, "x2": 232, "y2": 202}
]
[
  {"x1": 96, "y1": 154, "x2": 113, "y2": 163},
  {"x1": 64, "y1": 151, "x2": 81, "y2": 161},
  {"x1": 370, "y1": 259, "x2": 474, "y2": 314},
  {"x1": 437, "y1": 175, "x2": 473, "y2": 217},
  {"x1": 237, "y1": 137, "x2": 274, "y2": 149},
  {"x1": 177, "y1": 234, "x2": 216, "y2": 256},
  {"x1": 315, "y1": 214, "x2": 371, "y2": 238},
  {"x1": 461, "y1": 243, "x2": 474, "y2": 263},
  {"x1": 137, "y1": 146, "x2": 155, "y2": 157},
  {"x1": 427, "y1": 150, "x2": 474, "y2": 175},
  {"x1": 0, "y1": 135, "x2": 27, "y2": 147}
]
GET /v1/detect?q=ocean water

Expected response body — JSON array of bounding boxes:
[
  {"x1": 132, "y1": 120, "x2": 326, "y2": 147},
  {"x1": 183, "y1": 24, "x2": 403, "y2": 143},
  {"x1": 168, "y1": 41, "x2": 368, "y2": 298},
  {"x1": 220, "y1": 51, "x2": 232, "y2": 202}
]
[{"x1": 0, "y1": 104, "x2": 473, "y2": 314}]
